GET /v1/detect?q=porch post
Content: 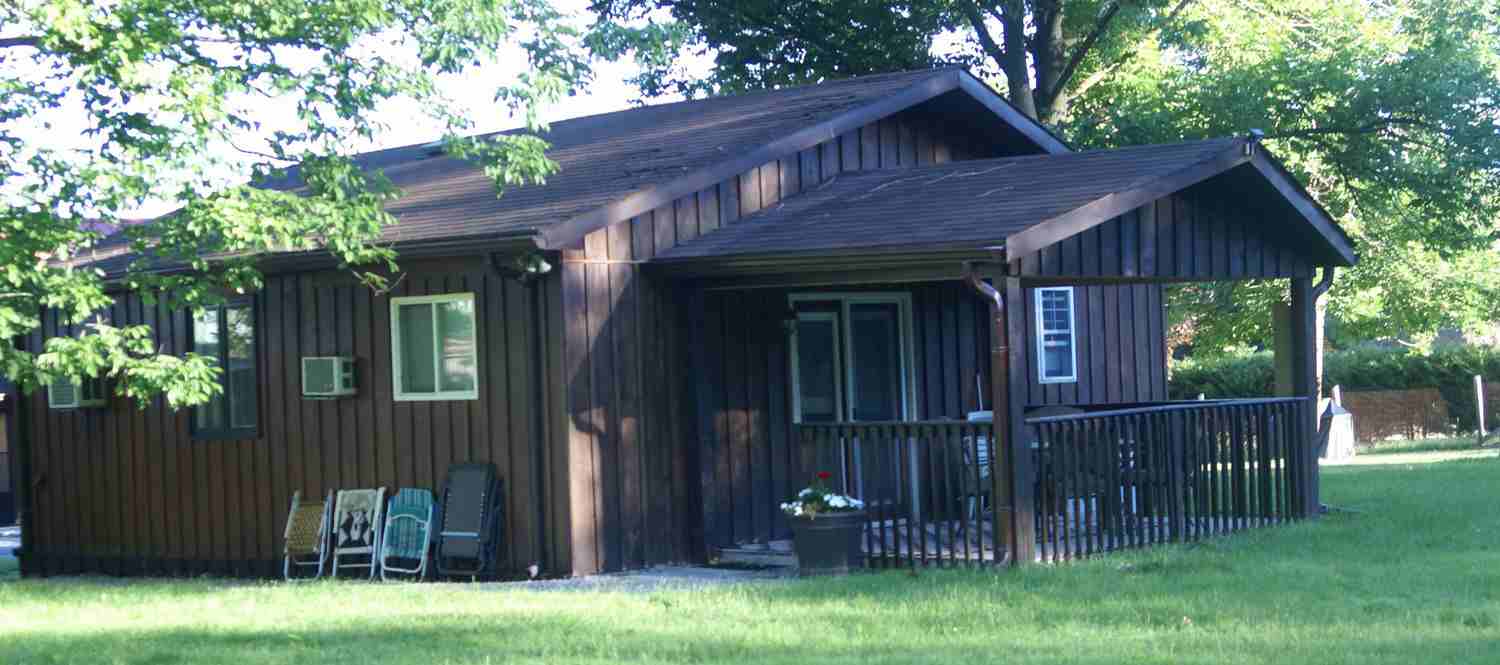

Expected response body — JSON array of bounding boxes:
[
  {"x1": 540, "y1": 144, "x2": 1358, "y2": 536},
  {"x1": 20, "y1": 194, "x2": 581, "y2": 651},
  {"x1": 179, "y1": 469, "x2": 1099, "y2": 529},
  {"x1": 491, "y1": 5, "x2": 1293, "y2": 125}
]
[
  {"x1": 1289, "y1": 277, "x2": 1321, "y2": 517},
  {"x1": 999, "y1": 274, "x2": 1036, "y2": 564}
]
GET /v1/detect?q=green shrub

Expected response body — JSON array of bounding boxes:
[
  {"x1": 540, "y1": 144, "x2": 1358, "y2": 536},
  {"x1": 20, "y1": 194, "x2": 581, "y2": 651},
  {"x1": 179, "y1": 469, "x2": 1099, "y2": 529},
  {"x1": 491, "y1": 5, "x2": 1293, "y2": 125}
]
[{"x1": 1169, "y1": 345, "x2": 1500, "y2": 431}]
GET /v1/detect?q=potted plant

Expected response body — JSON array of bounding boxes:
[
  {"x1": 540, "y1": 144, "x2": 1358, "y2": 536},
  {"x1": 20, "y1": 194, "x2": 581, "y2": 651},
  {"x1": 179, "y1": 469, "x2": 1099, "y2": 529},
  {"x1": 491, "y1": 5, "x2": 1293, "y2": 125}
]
[{"x1": 782, "y1": 472, "x2": 866, "y2": 576}]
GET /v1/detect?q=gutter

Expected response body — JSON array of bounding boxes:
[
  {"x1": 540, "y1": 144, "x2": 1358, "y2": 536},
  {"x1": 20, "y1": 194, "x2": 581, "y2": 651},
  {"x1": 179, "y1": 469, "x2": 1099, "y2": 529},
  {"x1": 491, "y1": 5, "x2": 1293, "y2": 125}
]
[
  {"x1": 960, "y1": 258, "x2": 1015, "y2": 564},
  {"x1": 1311, "y1": 266, "x2": 1336, "y2": 299}
]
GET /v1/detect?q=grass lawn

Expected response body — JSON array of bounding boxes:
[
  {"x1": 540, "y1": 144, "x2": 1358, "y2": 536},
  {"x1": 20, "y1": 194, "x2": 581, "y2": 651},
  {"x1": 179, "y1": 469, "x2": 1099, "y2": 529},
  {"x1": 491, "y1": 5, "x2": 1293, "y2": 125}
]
[
  {"x1": 2, "y1": 458, "x2": 1498, "y2": 665},
  {"x1": 1358, "y1": 435, "x2": 1490, "y2": 456}
]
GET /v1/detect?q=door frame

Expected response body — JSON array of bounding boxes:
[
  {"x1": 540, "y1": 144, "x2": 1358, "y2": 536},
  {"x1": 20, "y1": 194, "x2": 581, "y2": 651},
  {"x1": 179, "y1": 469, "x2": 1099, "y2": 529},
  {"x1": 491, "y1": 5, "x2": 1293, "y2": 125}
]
[
  {"x1": 787, "y1": 292, "x2": 919, "y2": 505},
  {"x1": 787, "y1": 292, "x2": 916, "y2": 424}
]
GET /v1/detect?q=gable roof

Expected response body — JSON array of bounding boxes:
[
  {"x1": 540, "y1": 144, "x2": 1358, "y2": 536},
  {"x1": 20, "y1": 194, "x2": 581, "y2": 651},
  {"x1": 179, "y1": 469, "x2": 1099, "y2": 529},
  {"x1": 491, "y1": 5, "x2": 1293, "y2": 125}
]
[
  {"x1": 654, "y1": 137, "x2": 1356, "y2": 267},
  {"x1": 260, "y1": 67, "x2": 1066, "y2": 254}
]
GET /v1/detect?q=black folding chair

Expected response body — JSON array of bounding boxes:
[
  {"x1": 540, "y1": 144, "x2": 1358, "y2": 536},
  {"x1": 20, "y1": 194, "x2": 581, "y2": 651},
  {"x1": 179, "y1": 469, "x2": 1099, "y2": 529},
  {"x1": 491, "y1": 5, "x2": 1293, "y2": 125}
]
[{"x1": 435, "y1": 463, "x2": 505, "y2": 579}]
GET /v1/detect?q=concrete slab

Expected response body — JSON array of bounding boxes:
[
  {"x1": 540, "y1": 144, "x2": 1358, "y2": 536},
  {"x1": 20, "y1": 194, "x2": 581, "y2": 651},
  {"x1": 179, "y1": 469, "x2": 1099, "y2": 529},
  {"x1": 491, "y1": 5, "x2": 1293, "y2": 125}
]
[
  {"x1": 478, "y1": 565, "x2": 794, "y2": 593},
  {"x1": 0, "y1": 525, "x2": 17, "y2": 556},
  {"x1": 1325, "y1": 448, "x2": 1499, "y2": 467}
]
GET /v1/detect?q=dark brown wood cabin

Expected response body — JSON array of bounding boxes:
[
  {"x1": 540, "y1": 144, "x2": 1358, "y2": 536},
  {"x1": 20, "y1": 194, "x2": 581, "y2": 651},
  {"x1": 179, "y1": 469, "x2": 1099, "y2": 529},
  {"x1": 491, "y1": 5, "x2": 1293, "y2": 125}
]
[{"x1": 11, "y1": 67, "x2": 1355, "y2": 578}]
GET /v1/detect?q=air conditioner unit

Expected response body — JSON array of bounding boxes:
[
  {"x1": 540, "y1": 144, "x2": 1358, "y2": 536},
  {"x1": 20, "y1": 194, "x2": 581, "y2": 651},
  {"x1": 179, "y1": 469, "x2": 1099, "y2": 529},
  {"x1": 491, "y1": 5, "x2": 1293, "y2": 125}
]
[
  {"x1": 48, "y1": 376, "x2": 107, "y2": 409},
  {"x1": 302, "y1": 357, "x2": 356, "y2": 398}
]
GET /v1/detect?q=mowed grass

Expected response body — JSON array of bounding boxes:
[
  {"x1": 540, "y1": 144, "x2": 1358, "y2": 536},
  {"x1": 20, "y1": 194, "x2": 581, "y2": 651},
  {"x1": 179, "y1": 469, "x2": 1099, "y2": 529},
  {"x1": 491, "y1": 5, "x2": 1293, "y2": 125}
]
[{"x1": 2, "y1": 459, "x2": 1498, "y2": 665}]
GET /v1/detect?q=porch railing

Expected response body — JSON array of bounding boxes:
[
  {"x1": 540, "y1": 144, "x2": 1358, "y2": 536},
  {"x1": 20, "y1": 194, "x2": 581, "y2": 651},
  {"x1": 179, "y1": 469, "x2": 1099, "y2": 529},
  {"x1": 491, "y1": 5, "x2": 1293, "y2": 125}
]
[
  {"x1": 794, "y1": 397, "x2": 1316, "y2": 568},
  {"x1": 1026, "y1": 397, "x2": 1313, "y2": 563},
  {"x1": 797, "y1": 421, "x2": 1001, "y2": 568}
]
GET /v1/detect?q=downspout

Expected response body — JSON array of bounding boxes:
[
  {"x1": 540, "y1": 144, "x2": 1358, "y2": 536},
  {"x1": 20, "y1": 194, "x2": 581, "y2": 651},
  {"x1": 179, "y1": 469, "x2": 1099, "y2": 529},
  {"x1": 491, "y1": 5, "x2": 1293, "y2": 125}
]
[
  {"x1": 1311, "y1": 266, "x2": 1335, "y2": 299},
  {"x1": 960, "y1": 260, "x2": 1015, "y2": 563},
  {"x1": 10, "y1": 379, "x2": 31, "y2": 576}
]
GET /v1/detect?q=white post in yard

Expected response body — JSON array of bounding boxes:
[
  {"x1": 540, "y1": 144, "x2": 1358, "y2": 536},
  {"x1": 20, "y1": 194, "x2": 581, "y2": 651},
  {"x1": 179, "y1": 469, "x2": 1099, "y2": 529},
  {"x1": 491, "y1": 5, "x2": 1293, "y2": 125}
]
[
  {"x1": 1476, "y1": 375, "x2": 1487, "y2": 445},
  {"x1": 1332, "y1": 384, "x2": 1343, "y2": 407}
]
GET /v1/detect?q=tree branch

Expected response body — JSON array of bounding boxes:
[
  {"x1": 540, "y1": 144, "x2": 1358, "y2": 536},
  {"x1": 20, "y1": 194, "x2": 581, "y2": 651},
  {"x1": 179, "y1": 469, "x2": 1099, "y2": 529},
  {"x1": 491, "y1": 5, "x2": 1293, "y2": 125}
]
[
  {"x1": 963, "y1": 1, "x2": 1037, "y2": 119},
  {"x1": 0, "y1": 36, "x2": 41, "y2": 49},
  {"x1": 1069, "y1": 0, "x2": 1198, "y2": 102},
  {"x1": 1049, "y1": 2, "x2": 1122, "y2": 105},
  {"x1": 960, "y1": 3, "x2": 1009, "y2": 69},
  {"x1": 1265, "y1": 117, "x2": 1430, "y2": 139}
]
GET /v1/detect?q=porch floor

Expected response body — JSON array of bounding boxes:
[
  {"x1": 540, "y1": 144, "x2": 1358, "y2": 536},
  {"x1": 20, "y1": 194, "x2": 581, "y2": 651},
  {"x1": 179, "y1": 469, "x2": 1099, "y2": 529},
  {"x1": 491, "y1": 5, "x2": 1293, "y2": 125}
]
[{"x1": 719, "y1": 514, "x2": 1280, "y2": 567}]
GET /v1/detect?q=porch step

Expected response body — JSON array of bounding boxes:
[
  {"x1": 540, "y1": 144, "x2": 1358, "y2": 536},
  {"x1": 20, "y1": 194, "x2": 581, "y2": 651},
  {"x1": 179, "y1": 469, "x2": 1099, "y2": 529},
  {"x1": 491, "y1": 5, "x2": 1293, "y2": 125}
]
[{"x1": 716, "y1": 541, "x2": 797, "y2": 568}]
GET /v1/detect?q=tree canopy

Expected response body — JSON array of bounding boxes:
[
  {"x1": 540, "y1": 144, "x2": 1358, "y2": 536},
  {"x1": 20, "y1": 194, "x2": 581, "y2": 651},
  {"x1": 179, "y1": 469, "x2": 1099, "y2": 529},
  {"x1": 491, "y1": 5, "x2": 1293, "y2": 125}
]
[
  {"x1": 1, "y1": 0, "x2": 591, "y2": 406},
  {"x1": 597, "y1": 0, "x2": 1500, "y2": 353}
]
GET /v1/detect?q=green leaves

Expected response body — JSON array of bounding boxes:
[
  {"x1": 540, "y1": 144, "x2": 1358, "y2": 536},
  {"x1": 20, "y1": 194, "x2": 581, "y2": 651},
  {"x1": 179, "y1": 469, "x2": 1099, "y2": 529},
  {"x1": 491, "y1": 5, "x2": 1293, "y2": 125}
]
[
  {"x1": 2, "y1": 0, "x2": 592, "y2": 406},
  {"x1": 1065, "y1": 0, "x2": 1500, "y2": 350}
]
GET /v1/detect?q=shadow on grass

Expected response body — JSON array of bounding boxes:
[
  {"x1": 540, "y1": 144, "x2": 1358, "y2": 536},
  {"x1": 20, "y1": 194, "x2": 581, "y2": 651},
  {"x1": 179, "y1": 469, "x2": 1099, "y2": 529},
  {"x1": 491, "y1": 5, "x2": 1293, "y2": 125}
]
[
  {"x1": 3, "y1": 599, "x2": 1496, "y2": 665},
  {"x1": 3, "y1": 459, "x2": 1498, "y2": 664}
]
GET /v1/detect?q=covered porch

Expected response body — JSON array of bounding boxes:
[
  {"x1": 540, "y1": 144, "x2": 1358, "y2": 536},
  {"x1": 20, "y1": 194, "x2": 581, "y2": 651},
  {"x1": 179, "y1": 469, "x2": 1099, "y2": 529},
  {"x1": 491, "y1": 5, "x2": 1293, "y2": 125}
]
[{"x1": 650, "y1": 136, "x2": 1356, "y2": 567}]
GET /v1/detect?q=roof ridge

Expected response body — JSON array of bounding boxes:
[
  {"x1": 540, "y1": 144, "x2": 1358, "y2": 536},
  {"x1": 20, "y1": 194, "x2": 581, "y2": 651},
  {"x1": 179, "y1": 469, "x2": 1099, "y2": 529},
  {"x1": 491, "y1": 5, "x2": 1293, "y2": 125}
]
[{"x1": 335, "y1": 68, "x2": 963, "y2": 166}]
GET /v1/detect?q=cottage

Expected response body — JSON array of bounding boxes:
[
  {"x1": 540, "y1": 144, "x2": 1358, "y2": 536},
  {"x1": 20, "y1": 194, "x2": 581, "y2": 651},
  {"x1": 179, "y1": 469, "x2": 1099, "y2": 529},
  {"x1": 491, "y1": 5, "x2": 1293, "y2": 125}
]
[{"x1": 11, "y1": 67, "x2": 1354, "y2": 577}]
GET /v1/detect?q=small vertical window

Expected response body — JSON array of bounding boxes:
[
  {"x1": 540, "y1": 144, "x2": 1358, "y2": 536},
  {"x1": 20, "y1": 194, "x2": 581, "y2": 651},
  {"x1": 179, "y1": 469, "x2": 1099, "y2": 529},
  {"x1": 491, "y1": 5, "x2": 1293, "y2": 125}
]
[
  {"x1": 1035, "y1": 287, "x2": 1077, "y2": 384},
  {"x1": 191, "y1": 300, "x2": 258, "y2": 439},
  {"x1": 391, "y1": 293, "x2": 479, "y2": 401}
]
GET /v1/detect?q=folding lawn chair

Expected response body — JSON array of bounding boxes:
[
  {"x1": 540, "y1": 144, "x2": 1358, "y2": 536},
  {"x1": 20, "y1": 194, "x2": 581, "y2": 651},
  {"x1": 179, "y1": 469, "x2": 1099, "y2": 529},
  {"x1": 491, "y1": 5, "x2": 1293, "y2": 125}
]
[
  {"x1": 283, "y1": 490, "x2": 333, "y2": 581},
  {"x1": 331, "y1": 487, "x2": 386, "y2": 579},
  {"x1": 435, "y1": 463, "x2": 505, "y2": 579},
  {"x1": 380, "y1": 488, "x2": 435, "y2": 581}
]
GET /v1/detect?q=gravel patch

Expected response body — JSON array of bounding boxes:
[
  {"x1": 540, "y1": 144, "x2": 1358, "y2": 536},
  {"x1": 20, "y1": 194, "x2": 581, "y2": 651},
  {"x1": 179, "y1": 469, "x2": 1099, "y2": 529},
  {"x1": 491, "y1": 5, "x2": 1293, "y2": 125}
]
[{"x1": 477, "y1": 565, "x2": 795, "y2": 593}]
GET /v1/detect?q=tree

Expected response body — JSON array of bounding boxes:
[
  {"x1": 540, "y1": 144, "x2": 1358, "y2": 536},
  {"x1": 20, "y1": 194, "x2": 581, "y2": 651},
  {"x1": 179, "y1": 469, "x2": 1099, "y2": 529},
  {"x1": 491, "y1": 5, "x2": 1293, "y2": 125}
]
[
  {"x1": 596, "y1": 0, "x2": 1500, "y2": 353},
  {"x1": 1, "y1": 0, "x2": 591, "y2": 406},
  {"x1": 593, "y1": 0, "x2": 1197, "y2": 126}
]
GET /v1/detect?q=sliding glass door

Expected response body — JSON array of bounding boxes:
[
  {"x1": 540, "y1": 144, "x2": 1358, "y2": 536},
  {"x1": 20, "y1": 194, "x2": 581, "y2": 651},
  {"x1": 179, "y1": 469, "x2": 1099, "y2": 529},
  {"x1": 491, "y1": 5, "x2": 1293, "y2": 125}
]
[{"x1": 790, "y1": 294, "x2": 915, "y2": 504}]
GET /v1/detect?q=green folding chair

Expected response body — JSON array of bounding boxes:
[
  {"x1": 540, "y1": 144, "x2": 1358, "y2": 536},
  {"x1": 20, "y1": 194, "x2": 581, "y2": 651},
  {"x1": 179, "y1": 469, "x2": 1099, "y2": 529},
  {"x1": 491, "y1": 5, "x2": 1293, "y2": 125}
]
[{"x1": 380, "y1": 488, "x2": 435, "y2": 581}]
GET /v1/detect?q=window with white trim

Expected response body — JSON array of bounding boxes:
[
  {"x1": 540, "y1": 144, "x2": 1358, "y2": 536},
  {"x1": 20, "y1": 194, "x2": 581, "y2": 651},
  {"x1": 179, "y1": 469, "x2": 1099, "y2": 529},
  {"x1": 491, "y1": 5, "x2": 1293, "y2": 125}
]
[
  {"x1": 391, "y1": 293, "x2": 479, "y2": 401},
  {"x1": 1034, "y1": 287, "x2": 1077, "y2": 383}
]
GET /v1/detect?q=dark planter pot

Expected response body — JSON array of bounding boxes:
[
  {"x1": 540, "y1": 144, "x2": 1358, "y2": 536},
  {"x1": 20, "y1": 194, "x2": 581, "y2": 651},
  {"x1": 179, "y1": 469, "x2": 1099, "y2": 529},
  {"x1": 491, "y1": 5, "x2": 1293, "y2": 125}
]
[{"x1": 789, "y1": 511, "x2": 865, "y2": 577}]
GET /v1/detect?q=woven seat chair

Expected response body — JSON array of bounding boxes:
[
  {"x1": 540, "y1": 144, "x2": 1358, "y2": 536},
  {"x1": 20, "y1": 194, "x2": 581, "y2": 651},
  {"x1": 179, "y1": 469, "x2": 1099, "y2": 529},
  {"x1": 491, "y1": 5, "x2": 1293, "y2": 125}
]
[
  {"x1": 380, "y1": 488, "x2": 435, "y2": 581},
  {"x1": 435, "y1": 463, "x2": 505, "y2": 580},
  {"x1": 283, "y1": 490, "x2": 333, "y2": 581},
  {"x1": 331, "y1": 487, "x2": 387, "y2": 579}
]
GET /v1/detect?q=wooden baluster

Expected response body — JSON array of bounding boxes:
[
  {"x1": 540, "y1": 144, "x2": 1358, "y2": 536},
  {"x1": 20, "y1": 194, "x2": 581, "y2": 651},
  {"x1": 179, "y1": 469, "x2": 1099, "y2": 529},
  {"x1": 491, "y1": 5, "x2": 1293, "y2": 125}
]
[
  {"x1": 1167, "y1": 410, "x2": 1184, "y2": 543},
  {"x1": 1057, "y1": 420, "x2": 1072, "y2": 561},
  {"x1": 1086, "y1": 418, "x2": 1099, "y2": 557},
  {"x1": 940, "y1": 423, "x2": 957, "y2": 567},
  {"x1": 972, "y1": 423, "x2": 984, "y2": 564},
  {"x1": 1106, "y1": 414, "x2": 1123, "y2": 553},
  {"x1": 900, "y1": 423, "x2": 916, "y2": 570}
]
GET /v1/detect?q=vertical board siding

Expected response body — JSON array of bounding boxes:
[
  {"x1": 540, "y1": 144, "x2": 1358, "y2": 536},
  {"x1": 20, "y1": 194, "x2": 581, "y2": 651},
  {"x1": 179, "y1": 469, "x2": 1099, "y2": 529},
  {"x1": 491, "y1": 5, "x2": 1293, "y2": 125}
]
[
  {"x1": 696, "y1": 283, "x2": 992, "y2": 548},
  {"x1": 23, "y1": 262, "x2": 552, "y2": 578},
  {"x1": 1022, "y1": 284, "x2": 1169, "y2": 407},
  {"x1": 555, "y1": 104, "x2": 986, "y2": 574},
  {"x1": 696, "y1": 281, "x2": 1169, "y2": 550},
  {"x1": 1017, "y1": 189, "x2": 1318, "y2": 280}
]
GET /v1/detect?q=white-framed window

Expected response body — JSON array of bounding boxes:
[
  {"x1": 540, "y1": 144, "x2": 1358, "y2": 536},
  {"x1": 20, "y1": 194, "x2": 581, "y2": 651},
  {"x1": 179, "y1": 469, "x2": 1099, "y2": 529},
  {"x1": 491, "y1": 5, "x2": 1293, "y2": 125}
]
[
  {"x1": 1034, "y1": 286, "x2": 1077, "y2": 384},
  {"x1": 391, "y1": 292, "x2": 479, "y2": 401}
]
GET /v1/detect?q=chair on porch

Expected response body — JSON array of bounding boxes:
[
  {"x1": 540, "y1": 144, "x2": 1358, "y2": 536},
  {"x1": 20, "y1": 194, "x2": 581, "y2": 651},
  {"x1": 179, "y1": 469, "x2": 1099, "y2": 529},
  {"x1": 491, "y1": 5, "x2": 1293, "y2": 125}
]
[
  {"x1": 380, "y1": 488, "x2": 436, "y2": 581},
  {"x1": 283, "y1": 490, "x2": 333, "y2": 581},
  {"x1": 435, "y1": 463, "x2": 505, "y2": 579},
  {"x1": 331, "y1": 487, "x2": 386, "y2": 579},
  {"x1": 951, "y1": 411, "x2": 996, "y2": 534},
  {"x1": 1025, "y1": 406, "x2": 1087, "y2": 538}
]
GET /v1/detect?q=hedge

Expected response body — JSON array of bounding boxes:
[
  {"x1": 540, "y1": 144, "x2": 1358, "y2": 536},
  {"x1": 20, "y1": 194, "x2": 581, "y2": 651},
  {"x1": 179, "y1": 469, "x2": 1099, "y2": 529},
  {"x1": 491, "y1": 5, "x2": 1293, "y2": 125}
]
[{"x1": 1168, "y1": 345, "x2": 1500, "y2": 431}]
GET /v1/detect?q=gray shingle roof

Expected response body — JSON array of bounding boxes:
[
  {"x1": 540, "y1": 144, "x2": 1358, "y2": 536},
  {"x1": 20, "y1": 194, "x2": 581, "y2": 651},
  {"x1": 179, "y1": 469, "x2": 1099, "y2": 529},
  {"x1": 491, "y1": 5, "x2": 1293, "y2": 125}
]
[
  {"x1": 270, "y1": 68, "x2": 974, "y2": 245},
  {"x1": 654, "y1": 138, "x2": 1246, "y2": 261}
]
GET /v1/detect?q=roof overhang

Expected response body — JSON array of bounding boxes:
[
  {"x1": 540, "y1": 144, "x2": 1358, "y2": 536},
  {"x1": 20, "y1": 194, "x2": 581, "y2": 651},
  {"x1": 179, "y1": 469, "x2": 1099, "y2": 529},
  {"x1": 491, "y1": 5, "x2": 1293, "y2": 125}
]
[
  {"x1": 1000, "y1": 141, "x2": 1356, "y2": 267},
  {"x1": 538, "y1": 69, "x2": 1069, "y2": 251}
]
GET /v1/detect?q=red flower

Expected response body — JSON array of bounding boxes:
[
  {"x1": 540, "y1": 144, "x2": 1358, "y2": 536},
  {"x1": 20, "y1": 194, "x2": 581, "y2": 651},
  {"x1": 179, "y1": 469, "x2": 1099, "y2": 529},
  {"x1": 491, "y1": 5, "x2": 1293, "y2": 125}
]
[{"x1": 817, "y1": 471, "x2": 832, "y2": 480}]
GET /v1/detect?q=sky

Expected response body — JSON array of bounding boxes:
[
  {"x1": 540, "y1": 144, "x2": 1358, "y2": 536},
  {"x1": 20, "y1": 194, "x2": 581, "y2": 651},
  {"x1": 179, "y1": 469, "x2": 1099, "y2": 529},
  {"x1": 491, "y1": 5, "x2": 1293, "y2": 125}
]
[{"x1": 1, "y1": 1, "x2": 711, "y2": 218}]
